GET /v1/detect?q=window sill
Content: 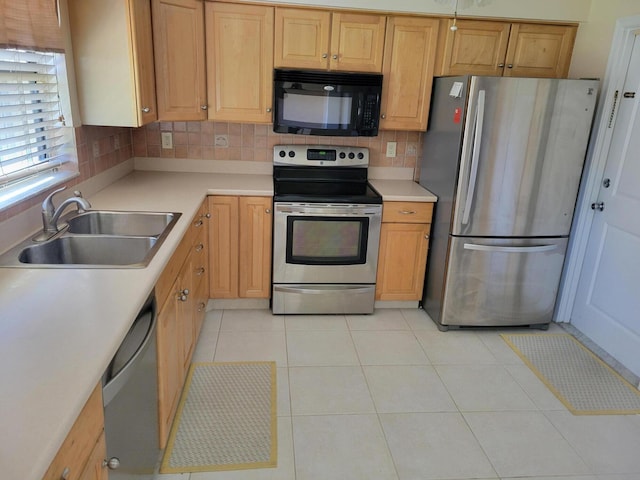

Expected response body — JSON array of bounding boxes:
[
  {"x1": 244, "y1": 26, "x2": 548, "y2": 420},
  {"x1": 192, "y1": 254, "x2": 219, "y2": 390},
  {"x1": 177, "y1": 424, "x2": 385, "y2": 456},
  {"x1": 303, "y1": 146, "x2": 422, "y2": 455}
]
[{"x1": 0, "y1": 168, "x2": 79, "y2": 212}]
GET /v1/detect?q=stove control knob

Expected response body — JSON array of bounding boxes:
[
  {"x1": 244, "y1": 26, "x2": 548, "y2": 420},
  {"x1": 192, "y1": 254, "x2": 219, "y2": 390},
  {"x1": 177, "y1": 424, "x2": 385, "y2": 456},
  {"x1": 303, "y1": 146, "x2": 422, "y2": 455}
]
[
  {"x1": 278, "y1": 150, "x2": 286, "y2": 158},
  {"x1": 348, "y1": 152, "x2": 355, "y2": 159},
  {"x1": 339, "y1": 152, "x2": 346, "y2": 159},
  {"x1": 357, "y1": 152, "x2": 364, "y2": 160},
  {"x1": 288, "y1": 150, "x2": 295, "y2": 158}
]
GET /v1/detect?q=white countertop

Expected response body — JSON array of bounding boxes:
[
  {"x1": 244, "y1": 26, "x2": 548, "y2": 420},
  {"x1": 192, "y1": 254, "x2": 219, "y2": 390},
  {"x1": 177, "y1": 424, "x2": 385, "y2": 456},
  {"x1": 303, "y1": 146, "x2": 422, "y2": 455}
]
[
  {"x1": 369, "y1": 179, "x2": 438, "y2": 202},
  {"x1": 0, "y1": 171, "x2": 272, "y2": 480},
  {"x1": 0, "y1": 170, "x2": 434, "y2": 479}
]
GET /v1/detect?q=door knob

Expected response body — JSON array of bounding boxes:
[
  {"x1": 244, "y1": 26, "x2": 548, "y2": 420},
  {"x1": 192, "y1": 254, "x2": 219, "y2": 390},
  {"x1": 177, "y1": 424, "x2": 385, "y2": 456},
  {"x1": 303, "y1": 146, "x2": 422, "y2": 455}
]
[{"x1": 591, "y1": 202, "x2": 605, "y2": 211}]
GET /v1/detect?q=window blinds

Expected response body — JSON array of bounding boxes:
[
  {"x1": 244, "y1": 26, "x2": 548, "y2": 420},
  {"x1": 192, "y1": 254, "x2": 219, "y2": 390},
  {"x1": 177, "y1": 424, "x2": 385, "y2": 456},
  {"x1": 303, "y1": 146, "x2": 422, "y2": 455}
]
[
  {"x1": 0, "y1": 48, "x2": 67, "y2": 186},
  {"x1": 0, "y1": 0, "x2": 64, "y2": 53}
]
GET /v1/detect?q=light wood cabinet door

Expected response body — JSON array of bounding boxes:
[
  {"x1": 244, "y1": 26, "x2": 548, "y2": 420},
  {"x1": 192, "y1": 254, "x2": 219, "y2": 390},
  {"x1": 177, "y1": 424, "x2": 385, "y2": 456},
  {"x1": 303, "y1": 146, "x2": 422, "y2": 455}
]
[
  {"x1": 239, "y1": 196, "x2": 273, "y2": 298},
  {"x1": 68, "y1": 0, "x2": 157, "y2": 126},
  {"x1": 156, "y1": 283, "x2": 184, "y2": 449},
  {"x1": 380, "y1": 16, "x2": 439, "y2": 131},
  {"x1": 178, "y1": 256, "x2": 195, "y2": 370},
  {"x1": 209, "y1": 196, "x2": 239, "y2": 299},
  {"x1": 274, "y1": 8, "x2": 385, "y2": 72},
  {"x1": 440, "y1": 19, "x2": 511, "y2": 76},
  {"x1": 206, "y1": 2, "x2": 274, "y2": 123},
  {"x1": 504, "y1": 23, "x2": 576, "y2": 78},
  {"x1": 152, "y1": 0, "x2": 207, "y2": 121},
  {"x1": 376, "y1": 222, "x2": 430, "y2": 301},
  {"x1": 330, "y1": 12, "x2": 386, "y2": 72},
  {"x1": 274, "y1": 7, "x2": 331, "y2": 70},
  {"x1": 78, "y1": 433, "x2": 108, "y2": 480}
]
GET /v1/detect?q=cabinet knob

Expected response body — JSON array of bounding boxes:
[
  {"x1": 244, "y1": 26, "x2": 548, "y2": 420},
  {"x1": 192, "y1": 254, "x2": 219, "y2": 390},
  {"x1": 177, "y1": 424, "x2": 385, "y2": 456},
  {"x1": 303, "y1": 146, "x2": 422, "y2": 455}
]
[
  {"x1": 198, "y1": 302, "x2": 206, "y2": 312},
  {"x1": 181, "y1": 288, "x2": 190, "y2": 296},
  {"x1": 194, "y1": 219, "x2": 203, "y2": 227},
  {"x1": 196, "y1": 266, "x2": 205, "y2": 275},
  {"x1": 266, "y1": 107, "x2": 272, "y2": 113},
  {"x1": 332, "y1": 54, "x2": 338, "y2": 60},
  {"x1": 200, "y1": 105, "x2": 208, "y2": 110},
  {"x1": 141, "y1": 107, "x2": 150, "y2": 113},
  {"x1": 195, "y1": 243, "x2": 204, "y2": 252},
  {"x1": 381, "y1": 114, "x2": 386, "y2": 119},
  {"x1": 61, "y1": 467, "x2": 70, "y2": 479},
  {"x1": 265, "y1": 208, "x2": 271, "y2": 214},
  {"x1": 179, "y1": 294, "x2": 187, "y2": 302},
  {"x1": 204, "y1": 212, "x2": 211, "y2": 218},
  {"x1": 103, "y1": 457, "x2": 120, "y2": 470},
  {"x1": 507, "y1": 64, "x2": 513, "y2": 68},
  {"x1": 498, "y1": 63, "x2": 505, "y2": 68},
  {"x1": 322, "y1": 53, "x2": 328, "y2": 59},
  {"x1": 425, "y1": 234, "x2": 430, "y2": 239}
]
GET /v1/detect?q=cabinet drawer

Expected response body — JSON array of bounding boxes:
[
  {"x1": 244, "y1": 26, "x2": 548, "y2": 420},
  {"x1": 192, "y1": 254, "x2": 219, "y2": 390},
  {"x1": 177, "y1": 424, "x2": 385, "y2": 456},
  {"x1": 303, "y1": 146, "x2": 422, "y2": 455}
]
[
  {"x1": 382, "y1": 201, "x2": 433, "y2": 223},
  {"x1": 43, "y1": 384, "x2": 104, "y2": 480}
]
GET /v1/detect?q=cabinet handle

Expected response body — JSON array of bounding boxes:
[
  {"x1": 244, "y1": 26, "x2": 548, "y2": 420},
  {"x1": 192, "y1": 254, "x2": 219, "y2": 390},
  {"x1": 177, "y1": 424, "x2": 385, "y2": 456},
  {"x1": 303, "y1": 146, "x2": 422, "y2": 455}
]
[
  {"x1": 198, "y1": 302, "x2": 206, "y2": 312},
  {"x1": 498, "y1": 63, "x2": 505, "y2": 68},
  {"x1": 200, "y1": 105, "x2": 208, "y2": 110},
  {"x1": 332, "y1": 54, "x2": 338, "y2": 60},
  {"x1": 266, "y1": 107, "x2": 272, "y2": 113},
  {"x1": 425, "y1": 234, "x2": 430, "y2": 239},
  {"x1": 507, "y1": 64, "x2": 513, "y2": 68},
  {"x1": 141, "y1": 107, "x2": 150, "y2": 113},
  {"x1": 103, "y1": 457, "x2": 120, "y2": 470},
  {"x1": 399, "y1": 210, "x2": 417, "y2": 215},
  {"x1": 381, "y1": 114, "x2": 386, "y2": 119},
  {"x1": 61, "y1": 467, "x2": 70, "y2": 480},
  {"x1": 195, "y1": 243, "x2": 204, "y2": 252},
  {"x1": 194, "y1": 219, "x2": 203, "y2": 227},
  {"x1": 265, "y1": 208, "x2": 271, "y2": 214},
  {"x1": 196, "y1": 266, "x2": 205, "y2": 276},
  {"x1": 322, "y1": 53, "x2": 328, "y2": 59}
]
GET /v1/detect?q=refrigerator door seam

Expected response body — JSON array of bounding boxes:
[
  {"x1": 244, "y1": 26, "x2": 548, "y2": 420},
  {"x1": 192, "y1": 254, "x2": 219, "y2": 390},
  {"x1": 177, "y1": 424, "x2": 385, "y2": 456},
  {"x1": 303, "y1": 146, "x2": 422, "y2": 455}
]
[{"x1": 462, "y1": 89, "x2": 486, "y2": 225}]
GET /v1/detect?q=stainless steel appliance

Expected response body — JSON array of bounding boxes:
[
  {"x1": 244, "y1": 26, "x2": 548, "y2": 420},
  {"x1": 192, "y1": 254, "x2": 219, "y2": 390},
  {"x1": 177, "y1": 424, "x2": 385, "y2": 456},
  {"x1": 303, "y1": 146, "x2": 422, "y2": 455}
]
[
  {"x1": 272, "y1": 145, "x2": 383, "y2": 314},
  {"x1": 273, "y1": 69, "x2": 382, "y2": 136},
  {"x1": 420, "y1": 75, "x2": 598, "y2": 330},
  {"x1": 102, "y1": 292, "x2": 161, "y2": 478}
]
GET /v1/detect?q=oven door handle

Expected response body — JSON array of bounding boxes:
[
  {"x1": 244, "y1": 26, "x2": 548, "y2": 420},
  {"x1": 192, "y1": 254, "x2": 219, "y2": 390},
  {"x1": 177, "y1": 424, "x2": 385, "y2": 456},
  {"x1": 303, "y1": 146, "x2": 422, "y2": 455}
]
[
  {"x1": 276, "y1": 208, "x2": 381, "y2": 216},
  {"x1": 274, "y1": 285, "x2": 375, "y2": 295}
]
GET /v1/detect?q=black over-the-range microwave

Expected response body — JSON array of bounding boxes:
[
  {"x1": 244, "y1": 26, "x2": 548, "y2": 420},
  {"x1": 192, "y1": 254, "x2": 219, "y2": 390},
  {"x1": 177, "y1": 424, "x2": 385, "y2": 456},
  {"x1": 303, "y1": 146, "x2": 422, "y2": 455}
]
[{"x1": 273, "y1": 68, "x2": 383, "y2": 137}]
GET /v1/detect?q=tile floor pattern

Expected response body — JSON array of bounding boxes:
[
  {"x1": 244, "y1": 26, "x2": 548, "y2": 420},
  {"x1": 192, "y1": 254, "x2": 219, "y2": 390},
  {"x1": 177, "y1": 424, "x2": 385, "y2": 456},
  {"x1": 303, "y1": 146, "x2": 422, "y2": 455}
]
[{"x1": 158, "y1": 308, "x2": 640, "y2": 480}]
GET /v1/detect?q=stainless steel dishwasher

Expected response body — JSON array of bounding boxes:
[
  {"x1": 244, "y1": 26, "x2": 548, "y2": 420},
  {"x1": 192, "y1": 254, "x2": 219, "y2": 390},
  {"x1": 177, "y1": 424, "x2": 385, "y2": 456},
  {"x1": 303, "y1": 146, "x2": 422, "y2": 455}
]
[{"x1": 102, "y1": 292, "x2": 161, "y2": 479}]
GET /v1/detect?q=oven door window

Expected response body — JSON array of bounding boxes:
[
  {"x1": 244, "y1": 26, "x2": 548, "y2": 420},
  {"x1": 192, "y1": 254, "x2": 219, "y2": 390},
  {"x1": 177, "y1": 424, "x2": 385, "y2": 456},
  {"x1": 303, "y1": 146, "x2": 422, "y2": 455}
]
[{"x1": 286, "y1": 216, "x2": 369, "y2": 265}]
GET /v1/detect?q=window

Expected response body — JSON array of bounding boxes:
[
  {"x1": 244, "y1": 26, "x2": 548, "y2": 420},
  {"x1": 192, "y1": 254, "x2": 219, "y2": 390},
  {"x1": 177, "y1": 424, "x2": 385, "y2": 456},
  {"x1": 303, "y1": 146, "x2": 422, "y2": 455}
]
[{"x1": 0, "y1": 48, "x2": 76, "y2": 210}]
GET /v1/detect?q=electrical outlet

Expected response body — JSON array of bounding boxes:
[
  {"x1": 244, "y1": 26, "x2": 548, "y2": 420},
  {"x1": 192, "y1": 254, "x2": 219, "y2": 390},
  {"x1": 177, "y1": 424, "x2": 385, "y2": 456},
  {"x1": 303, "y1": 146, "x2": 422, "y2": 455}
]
[
  {"x1": 386, "y1": 141, "x2": 397, "y2": 158},
  {"x1": 92, "y1": 141, "x2": 100, "y2": 158},
  {"x1": 406, "y1": 144, "x2": 417, "y2": 156},
  {"x1": 113, "y1": 135, "x2": 120, "y2": 150},
  {"x1": 215, "y1": 135, "x2": 229, "y2": 147},
  {"x1": 161, "y1": 132, "x2": 173, "y2": 149}
]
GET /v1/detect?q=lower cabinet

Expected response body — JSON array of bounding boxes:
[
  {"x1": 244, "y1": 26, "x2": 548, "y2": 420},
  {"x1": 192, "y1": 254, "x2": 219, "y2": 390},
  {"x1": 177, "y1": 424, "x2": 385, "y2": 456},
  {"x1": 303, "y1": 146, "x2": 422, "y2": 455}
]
[
  {"x1": 376, "y1": 201, "x2": 433, "y2": 301},
  {"x1": 209, "y1": 195, "x2": 272, "y2": 299},
  {"x1": 44, "y1": 384, "x2": 108, "y2": 480},
  {"x1": 156, "y1": 199, "x2": 209, "y2": 448}
]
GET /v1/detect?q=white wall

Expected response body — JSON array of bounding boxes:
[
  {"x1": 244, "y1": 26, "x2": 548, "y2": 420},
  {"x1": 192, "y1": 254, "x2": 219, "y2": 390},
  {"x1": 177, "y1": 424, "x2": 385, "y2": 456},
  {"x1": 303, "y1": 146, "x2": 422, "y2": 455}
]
[
  {"x1": 569, "y1": 0, "x2": 640, "y2": 79},
  {"x1": 260, "y1": 0, "x2": 592, "y2": 21}
]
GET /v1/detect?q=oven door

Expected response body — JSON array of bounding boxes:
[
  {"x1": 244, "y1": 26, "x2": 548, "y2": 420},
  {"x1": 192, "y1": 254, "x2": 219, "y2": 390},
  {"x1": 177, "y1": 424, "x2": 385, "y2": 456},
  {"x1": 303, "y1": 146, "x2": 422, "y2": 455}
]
[{"x1": 273, "y1": 202, "x2": 382, "y2": 284}]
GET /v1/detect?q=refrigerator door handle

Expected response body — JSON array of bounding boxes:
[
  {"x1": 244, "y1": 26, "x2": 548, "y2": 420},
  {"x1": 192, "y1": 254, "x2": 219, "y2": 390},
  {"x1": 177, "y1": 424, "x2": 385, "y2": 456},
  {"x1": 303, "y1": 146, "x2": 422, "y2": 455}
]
[
  {"x1": 462, "y1": 89, "x2": 486, "y2": 225},
  {"x1": 463, "y1": 243, "x2": 558, "y2": 253}
]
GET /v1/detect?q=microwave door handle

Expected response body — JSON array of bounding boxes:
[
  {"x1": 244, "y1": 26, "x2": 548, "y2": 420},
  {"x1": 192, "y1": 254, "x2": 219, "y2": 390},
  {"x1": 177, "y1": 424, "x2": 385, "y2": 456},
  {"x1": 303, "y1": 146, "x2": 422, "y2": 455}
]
[{"x1": 462, "y1": 89, "x2": 486, "y2": 225}]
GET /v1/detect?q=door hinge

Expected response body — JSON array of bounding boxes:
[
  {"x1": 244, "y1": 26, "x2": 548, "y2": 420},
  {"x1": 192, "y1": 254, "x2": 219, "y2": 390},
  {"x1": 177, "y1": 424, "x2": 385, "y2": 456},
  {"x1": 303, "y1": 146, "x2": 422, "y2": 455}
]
[{"x1": 608, "y1": 90, "x2": 619, "y2": 128}]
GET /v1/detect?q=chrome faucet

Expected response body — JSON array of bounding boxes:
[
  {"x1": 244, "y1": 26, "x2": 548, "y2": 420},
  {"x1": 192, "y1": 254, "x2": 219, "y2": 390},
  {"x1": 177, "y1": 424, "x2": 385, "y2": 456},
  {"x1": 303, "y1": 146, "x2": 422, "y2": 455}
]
[{"x1": 37, "y1": 186, "x2": 91, "y2": 240}]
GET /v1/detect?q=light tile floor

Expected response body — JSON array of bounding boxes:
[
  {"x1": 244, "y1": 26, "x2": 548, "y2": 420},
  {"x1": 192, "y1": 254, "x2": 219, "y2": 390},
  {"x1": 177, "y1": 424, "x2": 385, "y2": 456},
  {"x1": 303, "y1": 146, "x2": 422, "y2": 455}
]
[{"x1": 158, "y1": 308, "x2": 640, "y2": 480}]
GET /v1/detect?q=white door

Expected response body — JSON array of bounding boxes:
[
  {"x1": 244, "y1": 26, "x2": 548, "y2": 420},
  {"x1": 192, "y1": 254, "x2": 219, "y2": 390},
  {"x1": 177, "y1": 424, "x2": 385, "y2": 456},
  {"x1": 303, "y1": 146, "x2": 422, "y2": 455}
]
[{"x1": 571, "y1": 34, "x2": 640, "y2": 378}]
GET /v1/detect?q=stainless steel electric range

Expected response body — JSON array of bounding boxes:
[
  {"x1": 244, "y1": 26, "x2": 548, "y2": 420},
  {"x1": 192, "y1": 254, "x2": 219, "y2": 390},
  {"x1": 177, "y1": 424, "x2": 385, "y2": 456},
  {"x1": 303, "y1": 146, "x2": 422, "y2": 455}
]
[{"x1": 272, "y1": 145, "x2": 383, "y2": 314}]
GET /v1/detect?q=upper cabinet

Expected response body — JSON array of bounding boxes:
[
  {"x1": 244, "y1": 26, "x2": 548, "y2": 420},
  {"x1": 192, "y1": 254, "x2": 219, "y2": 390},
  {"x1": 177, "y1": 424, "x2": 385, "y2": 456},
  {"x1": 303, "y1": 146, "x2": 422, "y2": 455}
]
[
  {"x1": 380, "y1": 16, "x2": 439, "y2": 131},
  {"x1": 438, "y1": 19, "x2": 577, "y2": 78},
  {"x1": 69, "y1": 0, "x2": 157, "y2": 127},
  {"x1": 206, "y1": 2, "x2": 274, "y2": 123},
  {"x1": 152, "y1": 0, "x2": 208, "y2": 121},
  {"x1": 274, "y1": 8, "x2": 386, "y2": 72}
]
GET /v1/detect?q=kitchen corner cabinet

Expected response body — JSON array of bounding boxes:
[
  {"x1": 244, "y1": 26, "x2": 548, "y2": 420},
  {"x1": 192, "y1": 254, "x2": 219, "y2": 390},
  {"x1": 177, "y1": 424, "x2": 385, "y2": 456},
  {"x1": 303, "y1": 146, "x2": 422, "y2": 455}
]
[
  {"x1": 152, "y1": 0, "x2": 208, "y2": 121},
  {"x1": 156, "y1": 200, "x2": 209, "y2": 448},
  {"x1": 209, "y1": 196, "x2": 272, "y2": 299},
  {"x1": 274, "y1": 7, "x2": 386, "y2": 72},
  {"x1": 69, "y1": 0, "x2": 157, "y2": 127},
  {"x1": 380, "y1": 16, "x2": 439, "y2": 131},
  {"x1": 376, "y1": 202, "x2": 433, "y2": 301},
  {"x1": 44, "y1": 384, "x2": 107, "y2": 480},
  {"x1": 206, "y1": 3, "x2": 274, "y2": 123},
  {"x1": 439, "y1": 19, "x2": 576, "y2": 78}
]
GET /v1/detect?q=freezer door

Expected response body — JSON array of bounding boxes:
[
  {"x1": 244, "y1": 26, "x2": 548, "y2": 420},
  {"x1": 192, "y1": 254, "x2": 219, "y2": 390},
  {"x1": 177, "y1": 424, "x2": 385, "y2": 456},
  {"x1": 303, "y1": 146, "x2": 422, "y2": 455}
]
[
  {"x1": 440, "y1": 236, "x2": 568, "y2": 327},
  {"x1": 452, "y1": 77, "x2": 598, "y2": 237}
]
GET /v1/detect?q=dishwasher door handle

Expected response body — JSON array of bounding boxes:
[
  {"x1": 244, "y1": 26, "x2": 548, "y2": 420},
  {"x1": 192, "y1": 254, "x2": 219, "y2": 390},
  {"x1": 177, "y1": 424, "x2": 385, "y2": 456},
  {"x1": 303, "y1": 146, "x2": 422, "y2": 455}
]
[{"x1": 102, "y1": 299, "x2": 157, "y2": 407}]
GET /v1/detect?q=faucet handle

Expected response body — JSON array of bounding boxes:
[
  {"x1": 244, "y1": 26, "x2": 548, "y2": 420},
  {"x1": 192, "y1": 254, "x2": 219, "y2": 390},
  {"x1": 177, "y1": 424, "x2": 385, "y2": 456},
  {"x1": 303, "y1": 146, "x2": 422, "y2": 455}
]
[{"x1": 42, "y1": 186, "x2": 66, "y2": 213}]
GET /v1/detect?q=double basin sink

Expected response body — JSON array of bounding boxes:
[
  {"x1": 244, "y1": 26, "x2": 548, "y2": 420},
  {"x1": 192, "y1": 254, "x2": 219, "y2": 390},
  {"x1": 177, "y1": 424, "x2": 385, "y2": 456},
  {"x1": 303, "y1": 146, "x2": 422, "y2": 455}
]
[{"x1": 0, "y1": 210, "x2": 181, "y2": 268}]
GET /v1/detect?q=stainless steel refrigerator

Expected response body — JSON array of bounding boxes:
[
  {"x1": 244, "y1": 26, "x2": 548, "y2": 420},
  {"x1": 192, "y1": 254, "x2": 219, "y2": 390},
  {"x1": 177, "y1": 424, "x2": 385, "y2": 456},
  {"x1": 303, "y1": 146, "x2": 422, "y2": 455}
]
[{"x1": 420, "y1": 75, "x2": 598, "y2": 330}]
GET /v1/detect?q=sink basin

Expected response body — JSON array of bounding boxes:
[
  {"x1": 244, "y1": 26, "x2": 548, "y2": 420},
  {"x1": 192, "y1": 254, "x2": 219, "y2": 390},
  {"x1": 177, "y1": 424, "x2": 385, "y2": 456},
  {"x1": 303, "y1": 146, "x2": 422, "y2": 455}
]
[
  {"x1": 66, "y1": 211, "x2": 178, "y2": 236},
  {"x1": 18, "y1": 235, "x2": 157, "y2": 266}
]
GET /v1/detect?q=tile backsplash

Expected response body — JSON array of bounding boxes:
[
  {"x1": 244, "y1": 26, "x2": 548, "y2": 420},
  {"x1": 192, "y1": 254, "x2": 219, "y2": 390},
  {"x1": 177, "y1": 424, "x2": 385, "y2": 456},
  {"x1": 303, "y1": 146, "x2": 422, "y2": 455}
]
[{"x1": 133, "y1": 121, "x2": 423, "y2": 169}]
